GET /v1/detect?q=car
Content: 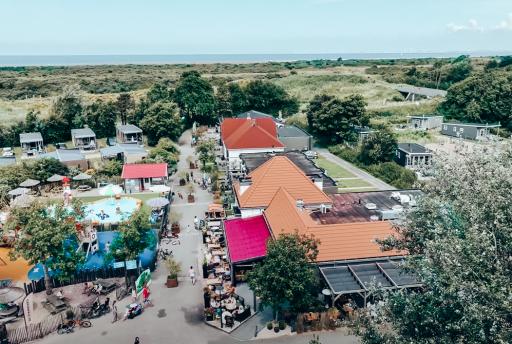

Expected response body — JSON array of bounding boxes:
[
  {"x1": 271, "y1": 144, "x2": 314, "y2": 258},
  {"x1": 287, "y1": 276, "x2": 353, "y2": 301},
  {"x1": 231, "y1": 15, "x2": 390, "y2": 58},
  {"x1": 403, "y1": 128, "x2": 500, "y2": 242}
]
[
  {"x1": 304, "y1": 150, "x2": 318, "y2": 159},
  {"x1": 2, "y1": 147, "x2": 14, "y2": 157},
  {"x1": 55, "y1": 142, "x2": 68, "y2": 149}
]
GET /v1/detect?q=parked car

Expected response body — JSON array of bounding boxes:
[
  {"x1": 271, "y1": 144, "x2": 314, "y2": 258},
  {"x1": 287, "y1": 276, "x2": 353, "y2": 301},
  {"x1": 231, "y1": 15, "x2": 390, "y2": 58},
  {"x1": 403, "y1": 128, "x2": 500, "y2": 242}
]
[
  {"x1": 304, "y1": 150, "x2": 318, "y2": 159},
  {"x1": 55, "y1": 142, "x2": 68, "y2": 149},
  {"x1": 2, "y1": 147, "x2": 14, "y2": 157}
]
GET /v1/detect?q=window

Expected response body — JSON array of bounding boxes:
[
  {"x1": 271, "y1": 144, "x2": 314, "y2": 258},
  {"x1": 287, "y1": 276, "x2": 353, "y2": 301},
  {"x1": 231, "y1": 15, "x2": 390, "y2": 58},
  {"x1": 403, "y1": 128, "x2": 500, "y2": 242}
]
[
  {"x1": 460, "y1": 128, "x2": 464, "y2": 133},
  {"x1": 443, "y1": 125, "x2": 447, "y2": 130},
  {"x1": 453, "y1": 126, "x2": 456, "y2": 132}
]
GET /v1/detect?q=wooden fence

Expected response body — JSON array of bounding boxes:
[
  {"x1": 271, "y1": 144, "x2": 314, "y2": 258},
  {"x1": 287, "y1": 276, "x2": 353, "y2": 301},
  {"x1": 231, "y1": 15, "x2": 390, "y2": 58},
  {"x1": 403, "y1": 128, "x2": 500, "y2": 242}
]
[{"x1": 7, "y1": 305, "x2": 84, "y2": 344}]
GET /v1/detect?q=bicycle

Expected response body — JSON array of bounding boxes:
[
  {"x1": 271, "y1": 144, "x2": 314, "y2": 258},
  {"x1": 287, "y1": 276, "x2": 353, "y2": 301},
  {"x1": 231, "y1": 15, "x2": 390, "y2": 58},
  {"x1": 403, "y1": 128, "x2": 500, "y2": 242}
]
[{"x1": 67, "y1": 318, "x2": 92, "y2": 329}]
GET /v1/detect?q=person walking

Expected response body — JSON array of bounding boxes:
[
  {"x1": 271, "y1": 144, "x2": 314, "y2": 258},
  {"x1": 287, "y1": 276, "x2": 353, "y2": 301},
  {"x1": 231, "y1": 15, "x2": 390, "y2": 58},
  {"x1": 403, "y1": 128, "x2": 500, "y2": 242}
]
[
  {"x1": 189, "y1": 266, "x2": 196, "y2": 285},
  {"x1": 112, "y1": 300, "x2": 118, "y2": 323},
  {"x1": 134, "y1": 337, "x2": 140, "y2": 344},
  {"x1": 193, "y1": 216, "x2": 199, "y2": 230}
]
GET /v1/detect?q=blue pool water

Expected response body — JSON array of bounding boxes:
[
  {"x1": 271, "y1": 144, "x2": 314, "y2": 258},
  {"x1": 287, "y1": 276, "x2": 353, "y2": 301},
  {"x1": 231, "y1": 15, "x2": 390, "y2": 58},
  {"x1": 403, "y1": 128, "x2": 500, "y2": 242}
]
[{"x1": 84, "y1": 198, "x2": 138, "y2": 224}]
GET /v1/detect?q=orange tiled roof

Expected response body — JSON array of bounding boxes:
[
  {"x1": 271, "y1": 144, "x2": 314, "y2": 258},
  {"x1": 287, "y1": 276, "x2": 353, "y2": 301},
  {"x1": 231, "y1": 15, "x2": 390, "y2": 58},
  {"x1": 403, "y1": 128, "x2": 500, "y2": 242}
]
[
  {"x1": 264, "y1": 188, "x2": 404, "y2": 262},
  {"x1": 221, "y1": 118, "x2": 284, "y2": 150},
  {"x1": 234, "y1": 156, "x2": 332, "y2": 208}
]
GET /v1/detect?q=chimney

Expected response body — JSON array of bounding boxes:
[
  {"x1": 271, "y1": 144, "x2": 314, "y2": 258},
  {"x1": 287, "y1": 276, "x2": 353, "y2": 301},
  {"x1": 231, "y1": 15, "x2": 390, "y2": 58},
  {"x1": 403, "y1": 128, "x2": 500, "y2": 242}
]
[
  {"x1": 311, "y1": 175, "x2": 323, "y2": 190},
  {"x1": 239, "y1": 177, "x2": 252, "y2": 195},
  {"x1": 296, "y1": 199, "x2": 304, "y2": 211}
]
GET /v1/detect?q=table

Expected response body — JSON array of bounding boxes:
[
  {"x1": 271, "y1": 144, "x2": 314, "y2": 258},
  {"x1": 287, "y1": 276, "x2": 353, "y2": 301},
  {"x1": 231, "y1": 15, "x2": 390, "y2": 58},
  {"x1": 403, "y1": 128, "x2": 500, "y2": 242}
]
[
  {"x1": 208, "y1": 243, "x2": 221, "y2": 250},
  {"x1": 205, "y1": 278, "x2": 222, "y2": 286},
  {"x1": 211, "y1": 250, "x2": 225, "y2": 256}
]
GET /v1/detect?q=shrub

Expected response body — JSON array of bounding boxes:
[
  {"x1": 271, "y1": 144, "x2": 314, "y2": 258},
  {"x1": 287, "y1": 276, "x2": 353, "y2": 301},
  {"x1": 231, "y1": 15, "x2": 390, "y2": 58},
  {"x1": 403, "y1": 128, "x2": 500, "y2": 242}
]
[
  {"x1": 274, "y1": 326, "x2": 280, "y2": 333},
  {"x1": 267, "y1": 322, "x2": 273, "y2": 330},
  {"x1": 367, "y1": 162, "x2": 417, "y2": 189},
  {"x1": 278, "y1": 320, "x2": 286, "y2": 330}
]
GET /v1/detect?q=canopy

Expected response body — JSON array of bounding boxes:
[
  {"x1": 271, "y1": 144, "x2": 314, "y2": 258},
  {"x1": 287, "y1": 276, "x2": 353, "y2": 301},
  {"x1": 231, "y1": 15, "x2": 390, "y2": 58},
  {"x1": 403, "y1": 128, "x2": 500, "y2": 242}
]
[
  {"x1": 319, "y1": 258, "x2": 421, "y2": 296},
  {"x1": 224, "y1": 215, "x2": 271, "y2": 264},
  {"x1": 47, "y1": 174, "x2": 65, "y2": 182},
  {"x1": 149, "y1": 185, "x2": 171, "y2": 193},
  {"x1": 19, "y1": 179, "x2": 40, "y2": 187},
  {"x1": 146, "y1": 197, "x2": 169, "y2": 208},
  {"x1": 0, "y1": 287, "x2": 25, "y2": 304},
  {"x1": 10, "y1": 194, "x2": 35, "y2": 208},
  {"x1": 99, "y1": 184, "x2": 123, "y2": 196},
  {"x1": 8, "y1": 188, "x2": 29, "y2": 196},
  {"x1": 73, "y1": 172, "x2": 92, "y2": 181}
]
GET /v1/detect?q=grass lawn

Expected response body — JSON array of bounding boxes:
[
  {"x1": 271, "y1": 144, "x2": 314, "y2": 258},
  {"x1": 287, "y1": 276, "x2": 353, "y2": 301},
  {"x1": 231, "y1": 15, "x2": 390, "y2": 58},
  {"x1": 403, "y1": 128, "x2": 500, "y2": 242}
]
[
  {"x1": 338, "y1": 187, "x2": 378, "y2": 193},
  {"x1": 315, "y1": 156, "x2": 356, "y2": 178},
  {"x1": 336, "y1": 178, "x2": 372, "y2": 188}
]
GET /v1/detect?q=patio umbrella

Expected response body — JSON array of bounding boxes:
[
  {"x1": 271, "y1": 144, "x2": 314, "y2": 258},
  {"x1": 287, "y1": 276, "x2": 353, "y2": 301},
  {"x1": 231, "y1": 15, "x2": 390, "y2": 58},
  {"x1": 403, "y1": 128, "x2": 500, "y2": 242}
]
[
  {"x1": 73, "y1": 172, "x2": 92, "y2": 181},
  {"x1": 19, "y1": 178, "x2": 40, "y2": 188},
  {"x1": 7, "y1": 187, "x2": 29, "y2": 196},
  {"x1": 47, "y1": 174, "x2": 65, "y2": 183},
  {"x1": 0, "y1": 287, "x2": 25, "y2": 304},
  {"x1": 10, "y1": 194, "x2": 34, "y2": 208},
  {"x1": 149, "y1": 185, "x2": 171, "y2": 193},
  {"x1": 146, "y1": 197, "x2": 169, "y2": 208}
]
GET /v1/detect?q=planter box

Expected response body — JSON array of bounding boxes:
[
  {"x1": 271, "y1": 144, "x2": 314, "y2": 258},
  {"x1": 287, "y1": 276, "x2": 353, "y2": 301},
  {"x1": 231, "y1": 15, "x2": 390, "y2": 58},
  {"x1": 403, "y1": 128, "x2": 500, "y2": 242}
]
[
  {"x1": 189, "y1": 162, "x2": 197, "y2": 169},
  {"x1": 179, "y1": 179, "x2": 186, "y2": 186},
  {"x1": 166, "y1": 277, "x2": 178, "y2": 288},
  {"x1": 171, "y1": 223, "x2": 180, "y2": 233}
]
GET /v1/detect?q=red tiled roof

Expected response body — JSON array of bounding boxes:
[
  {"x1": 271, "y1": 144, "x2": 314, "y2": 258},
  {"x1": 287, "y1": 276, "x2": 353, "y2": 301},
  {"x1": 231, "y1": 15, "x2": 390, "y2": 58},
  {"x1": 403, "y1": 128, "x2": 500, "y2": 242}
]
[
  {"x1": 234, "y1": 156, "x2": 332, "y2": 208},
  {"x1": 264, "y1": 188, "x2": 404, "y2": 262},
  {"x1": 221, "y1": 118, "x2": 284, "y2": 150},
  {"x1": 121, "y1": 163, "x2": 168, "y2": 179},
  {"x1": 224, "y1": 215, "x2": 271, "y2": 264}
]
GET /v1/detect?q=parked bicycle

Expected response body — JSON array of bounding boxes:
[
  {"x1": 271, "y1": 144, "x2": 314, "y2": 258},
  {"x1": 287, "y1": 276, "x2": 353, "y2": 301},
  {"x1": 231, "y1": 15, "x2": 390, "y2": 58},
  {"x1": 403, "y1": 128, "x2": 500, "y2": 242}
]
[{"x1": 158, "y1": 247, "x2": 173, "y2": 260}]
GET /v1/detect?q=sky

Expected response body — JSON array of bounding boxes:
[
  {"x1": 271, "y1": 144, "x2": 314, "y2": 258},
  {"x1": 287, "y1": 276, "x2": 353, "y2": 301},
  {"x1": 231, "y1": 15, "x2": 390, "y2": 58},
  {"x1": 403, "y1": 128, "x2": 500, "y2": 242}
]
[{"x1": 1, "y1": 0, "x2": 511, "y2": 55}]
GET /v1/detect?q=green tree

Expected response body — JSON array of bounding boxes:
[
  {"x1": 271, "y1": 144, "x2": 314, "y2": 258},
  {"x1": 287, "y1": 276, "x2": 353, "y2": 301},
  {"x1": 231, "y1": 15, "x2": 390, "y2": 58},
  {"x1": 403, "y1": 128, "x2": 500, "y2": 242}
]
[
  {"x1": 27, "y1": 158, "x2": 69, "y2": 182},
  {"x1": 148, "y1": 138, "x2": 180, "y2": 169},
  {"x1": 109, "y1": 207, "x2": 155, "y2": 262},
  {"x1": 173, "y1": 71, "x2": 217, "y2": 125},
  {"x1": 307, "y1": 94, "x2": 368, "y2": 144},
  {"x1": 146, "y1": 82, "x2": 174, "y2": 103},
  {"x1": 41, "y1": 114, "x2": 69, "y2": 144},
  {"x1": 358, "y1": 149, "x2": 512, "y2": 343},
  {"x1": 215, "y1": 82, "x2": 248, "y2": 117},
  {"x1": 248, "y1": 233, "x2": 319, "y2": 319},
  {"x1": 366, "y1": 162, "x2": 417, "y2": 189},
  {"x1": 98, "y1": 159, "x2": 123, "y2": 177},
  {"x1": 24, "y1": 111, "x2": 44, "y2": 133},
  {"x1": 243, "y1": 80, "x2": 299, "y2": 116},
  {"x1": 116, "y1": 93, "x2": 135, "y2": 125},
  {"x1": 139, "y1": 101, "x2": 183, "y2": 146},
  {"x1": 439, "y1": 71, "x2": 512, "y2": 129},
  {"x1": 83, "y1": 100, "x2": 117, "y2": 138},
  {"x1": 5, "y1": 200, "x2": 85, "y2": 294},
  {"x1": 195, "y1": 139, "x2": 216, "y2": 171},
  {"x1": 52, "y1": 89, "x2": 83, "y2": 134},
  {"x1": 358, "y1": 128, "x2": 398, "y2": 165}
]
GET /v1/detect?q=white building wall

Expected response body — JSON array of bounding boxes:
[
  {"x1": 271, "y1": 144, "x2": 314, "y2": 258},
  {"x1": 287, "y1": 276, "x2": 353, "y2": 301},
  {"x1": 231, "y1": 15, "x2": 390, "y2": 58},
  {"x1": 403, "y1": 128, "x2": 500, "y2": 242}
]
[
  {"x1": 240, "y1": 208, "x2": 264, "y2": 218},
  {"x1": 226, "y1": 147, "x2": 285, "y2": 171}
]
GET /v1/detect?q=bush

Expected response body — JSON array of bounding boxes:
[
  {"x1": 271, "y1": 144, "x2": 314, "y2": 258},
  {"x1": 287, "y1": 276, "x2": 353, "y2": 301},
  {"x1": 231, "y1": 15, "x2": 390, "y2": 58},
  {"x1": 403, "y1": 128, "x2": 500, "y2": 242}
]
[
  {"x1": 367, "y1": 162, "x2": 417, "y2": 189},
  {"x1": 278, "y1": 320, "x2": 286, "y2": 330},
  {"x1": 267, "y1": 322, "x2": 273, "y2": 330},
  {"x1": 328, "y1": 145, "x2": 359, "y2": 164}
]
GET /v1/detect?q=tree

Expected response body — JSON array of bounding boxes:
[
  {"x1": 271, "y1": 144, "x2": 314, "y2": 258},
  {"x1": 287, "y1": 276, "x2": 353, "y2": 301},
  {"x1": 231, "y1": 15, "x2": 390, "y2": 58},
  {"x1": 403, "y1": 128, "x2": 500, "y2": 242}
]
[
  {"x1": 215, "y1": 82, "x2": 248, "y2": 118},
  {"x1": 357, "y1": 148, "x2": 512, "y2": 343},
  {"x1": 358, "y1": 128, "x2": 398, "y2": 165},
  {"x1": 98, "y1": 159, "x2": 123, "y2": 177},
  {"x1": 248, "y1": 233, "x2": 319, "y2": 319},
  {"x1": 27, "y1": 158, "x2": 69, "y2": 182},
  {"x1": 146, "y1": 82, "x2": 174, "y2": 103},
  {"x1": 173, "y1": 71, "x2": 217, "y2": 125},
  {"x1": 51, "y1": 88, "x2": 83, "y2": 134},
  {"x1": 148, "y1": 138, "x2": 180, "y2": 169},
  {"x1": 5, "y1": 200, "x2": 85, "y2": 294},
  {"x1": 307, "y1": 94, "x2": 368, "y2": 144},
  {"x1": 195, "y1": 139, "x2": 216, "y2": 171},
  {"x1": 139, "y1": 101, "x2": 183, "y2": 146},
  {"x1": 243, "y1": 80, "x2": 299, "y2": 116},
  {"x1": 366, "y1": 162, "x2": 417, "y2": 189},
  {"x1": 439, "y1": 71, "x2": 512, "y2": 129},
  {"x1": 109, "y1": 207, "x2": 155, "y2": 262},
  {"x1": 116, "y1": 93, "x2": 135, "y2": 125},
  {"x1": 41, "y1": 114, "x2": 69, "y2": 144},
  {"x1": 83, "y1": 100, "x2": 117, "y2": 138}
]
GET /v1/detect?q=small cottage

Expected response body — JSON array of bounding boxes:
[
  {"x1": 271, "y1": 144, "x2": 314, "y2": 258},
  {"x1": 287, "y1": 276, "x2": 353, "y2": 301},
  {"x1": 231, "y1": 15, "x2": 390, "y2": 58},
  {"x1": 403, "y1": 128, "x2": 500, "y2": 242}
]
[
  {"x1": 395, "y1": 143, "x2": 432, "y2": 169},
  {"x1": 71, "y1": 127, "x2": 97, "y2": 151},
  {"x1": 20, "y1": 132, "x2": 44, "y2": 156},
  {"x1": 116, "y1": 124, "x2": 143, "y2": 144}
]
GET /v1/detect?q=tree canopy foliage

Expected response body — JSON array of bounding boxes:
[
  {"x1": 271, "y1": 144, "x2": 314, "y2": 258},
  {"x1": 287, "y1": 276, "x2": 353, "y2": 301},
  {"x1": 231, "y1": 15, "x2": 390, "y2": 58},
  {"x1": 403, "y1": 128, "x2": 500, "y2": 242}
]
[
  {"x1": 248, "y1": 233, "x2": 319, "y2": 318},
  {"x1": 357, "y1": 148, "x2": 512, "y2": 344},
  {"x1": 173, "y1": 71, "x2": 217, "y2": 125},
  {"x1": 139, "y1": 101, "x2": 182, "y2": 145},
  {"x1": 358, "y1": 128, "x2": 398, "y2": 165},
  {"x1": 307, "y1": 93, "x2": 368, "y2": 144},
  {"x1": 242, "y1": 80, "x2": 299, "y2": 116}
]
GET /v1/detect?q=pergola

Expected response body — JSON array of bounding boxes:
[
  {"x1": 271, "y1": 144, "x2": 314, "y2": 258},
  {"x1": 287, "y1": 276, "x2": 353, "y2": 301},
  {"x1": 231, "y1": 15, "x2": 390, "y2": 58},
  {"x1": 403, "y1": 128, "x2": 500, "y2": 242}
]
[{"x1": 319, "y1": 257, "x2": 422, "y2": 307}]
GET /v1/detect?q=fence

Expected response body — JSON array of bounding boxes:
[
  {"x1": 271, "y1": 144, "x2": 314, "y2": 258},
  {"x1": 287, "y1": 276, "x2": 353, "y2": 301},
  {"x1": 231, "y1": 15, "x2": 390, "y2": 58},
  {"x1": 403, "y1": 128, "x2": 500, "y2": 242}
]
[{"x1": 7, "y1": 305, "x2": 84, "y2": 344}]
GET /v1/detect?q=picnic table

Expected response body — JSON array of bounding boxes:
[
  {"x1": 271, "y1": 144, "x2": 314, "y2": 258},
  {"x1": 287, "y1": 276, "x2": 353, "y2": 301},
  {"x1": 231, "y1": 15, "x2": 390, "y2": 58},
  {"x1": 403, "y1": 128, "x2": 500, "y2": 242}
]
[{"x1": 43, "y1": 294, "x2": 67, "y2": 314}]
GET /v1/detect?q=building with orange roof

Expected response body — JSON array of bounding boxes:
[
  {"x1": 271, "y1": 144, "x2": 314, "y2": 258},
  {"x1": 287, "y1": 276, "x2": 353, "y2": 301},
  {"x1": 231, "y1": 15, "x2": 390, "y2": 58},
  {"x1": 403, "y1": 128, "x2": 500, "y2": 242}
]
[
  {"x1": 233, "y1": 155, "x2": 332, "y2": 217},
  {"x1": 220, "y1": 116, "x2": 285, "y2": 171}
]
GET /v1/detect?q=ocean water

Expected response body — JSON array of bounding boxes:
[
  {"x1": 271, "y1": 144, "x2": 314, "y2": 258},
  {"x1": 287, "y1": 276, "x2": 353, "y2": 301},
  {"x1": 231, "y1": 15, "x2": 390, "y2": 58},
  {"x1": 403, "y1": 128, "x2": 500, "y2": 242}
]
[{"x1": 0, "y1": 51, "x2": 506, "y2": 67}]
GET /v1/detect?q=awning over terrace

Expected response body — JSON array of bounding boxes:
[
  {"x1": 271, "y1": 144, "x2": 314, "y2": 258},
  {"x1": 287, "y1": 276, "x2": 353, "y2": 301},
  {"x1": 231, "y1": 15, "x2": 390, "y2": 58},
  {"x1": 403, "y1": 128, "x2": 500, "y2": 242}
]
[
  {"x1": 319, "y1": 258, "x2": 421, "y2": 302},
  {"x1": 224, "y1": 215, "x2": 271, "y2": 264}
]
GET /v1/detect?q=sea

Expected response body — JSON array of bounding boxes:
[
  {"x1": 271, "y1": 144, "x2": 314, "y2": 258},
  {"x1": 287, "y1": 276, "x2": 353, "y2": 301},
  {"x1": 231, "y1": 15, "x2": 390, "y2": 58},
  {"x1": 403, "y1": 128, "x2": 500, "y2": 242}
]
[{"x1": 0, "y1": 51, "x2": 508, "y2": 67}]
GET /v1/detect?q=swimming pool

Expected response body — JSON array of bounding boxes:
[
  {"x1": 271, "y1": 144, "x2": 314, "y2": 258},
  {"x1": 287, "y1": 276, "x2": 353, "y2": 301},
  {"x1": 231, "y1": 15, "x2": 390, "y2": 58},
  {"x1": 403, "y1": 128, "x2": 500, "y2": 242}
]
[{"x1": 84, "y1": 197, "x2": 139, "y2": 224}]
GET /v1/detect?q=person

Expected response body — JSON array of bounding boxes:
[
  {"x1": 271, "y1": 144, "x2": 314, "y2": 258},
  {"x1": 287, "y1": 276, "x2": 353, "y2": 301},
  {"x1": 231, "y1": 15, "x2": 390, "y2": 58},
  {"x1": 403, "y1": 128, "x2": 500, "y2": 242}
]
[
  {"x1": 193, "y1": 216, "x2": 199, "y2": 230},
  {"x1": 188, "y1": 266, "x2": 196, "y2": 285},
  {"x1": 134, "y1": 337, "x2": 140, "y2": 344},
  {"x1": 112, "y1": 300, "x2": 118, "y2": 323},
  {"x1": 142, "y1": 286, "x2": 152, "y2": 306},
  {"x1": 56, "y1": 289, "x2": 64, "y2": 300},
  {"x1": 105, "y1": 241, "x2": 111, "y2": 252},
  {"x1": 104, "y1": 297, "x2": 110, "y2": 309}
]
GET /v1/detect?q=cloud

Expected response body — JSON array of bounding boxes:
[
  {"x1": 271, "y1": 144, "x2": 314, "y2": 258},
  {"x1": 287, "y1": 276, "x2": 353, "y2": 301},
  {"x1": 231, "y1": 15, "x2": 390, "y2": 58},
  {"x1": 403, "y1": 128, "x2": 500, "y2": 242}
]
[
  {"x1": 494, "y1": 13, "x2": 512, "y2": 30},
  {"x1": 447, "y1": 18, "x2": 483, "y2": 32}
]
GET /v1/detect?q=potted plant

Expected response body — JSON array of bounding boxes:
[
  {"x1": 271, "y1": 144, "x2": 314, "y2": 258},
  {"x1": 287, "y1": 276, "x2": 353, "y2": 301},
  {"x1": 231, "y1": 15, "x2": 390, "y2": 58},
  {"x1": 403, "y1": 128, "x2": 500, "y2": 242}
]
[
  {"x1": 187, "y1": 183, "x2": 195, "y2": 203},
  {"x1": 165, "y1": 257, "x2": 181, "y2": 288},
  {"x1": 266, "y1": 322, "x2": 273, "y2": 330},
  {"x1": 169, "y1": 210, "x2": 182, "y2": 233},
  {"x1": 178, "y1": 171, "x2": 187, "y2": 186},
  {"x1": 278, "y1": 320, "x2": 286, "y2": 330},
  {"x1": 273, "y1": 326, "x2": 280, "y2": 333},
  {"x1": 204, "y1": 307, "x2": 215, "y2": 321},
  {"x1": 187, "y1": 156, "x2": 196, "y2": 169}
]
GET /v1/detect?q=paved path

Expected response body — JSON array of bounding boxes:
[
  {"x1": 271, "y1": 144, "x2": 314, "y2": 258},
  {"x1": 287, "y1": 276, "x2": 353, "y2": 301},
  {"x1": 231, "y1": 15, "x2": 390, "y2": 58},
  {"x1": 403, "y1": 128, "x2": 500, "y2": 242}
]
[
  {"x1": 34, "y1": 131, "x2": 359, "y2": 344},
  {"x1": 316, "y1": 149, "x2": 395, "y2": 191}
]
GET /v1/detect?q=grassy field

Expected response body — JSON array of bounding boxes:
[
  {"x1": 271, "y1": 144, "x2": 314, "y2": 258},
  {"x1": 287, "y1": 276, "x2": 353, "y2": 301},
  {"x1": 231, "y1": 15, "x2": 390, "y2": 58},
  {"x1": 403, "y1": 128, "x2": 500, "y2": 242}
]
[{"x1": 315, "y1": 156, "x2": 355, "y2": 178}]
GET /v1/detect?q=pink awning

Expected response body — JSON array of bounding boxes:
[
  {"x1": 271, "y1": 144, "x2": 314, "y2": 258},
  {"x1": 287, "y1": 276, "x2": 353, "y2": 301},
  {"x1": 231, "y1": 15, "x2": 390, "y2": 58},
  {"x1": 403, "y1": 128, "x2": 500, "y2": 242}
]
[{"x1": 224, "y1": 215, "x2": 271, "y2": 264}]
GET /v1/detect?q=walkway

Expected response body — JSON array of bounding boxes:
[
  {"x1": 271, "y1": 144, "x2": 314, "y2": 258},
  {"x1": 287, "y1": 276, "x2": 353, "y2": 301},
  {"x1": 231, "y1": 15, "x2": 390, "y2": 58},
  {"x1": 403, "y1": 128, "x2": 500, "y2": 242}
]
[
  {"x1": 316, "y1": 149, "x2": 395, "y2": 191},
  {"x1": 35, "y1": 131, "x2": 359, "y2": 344}
]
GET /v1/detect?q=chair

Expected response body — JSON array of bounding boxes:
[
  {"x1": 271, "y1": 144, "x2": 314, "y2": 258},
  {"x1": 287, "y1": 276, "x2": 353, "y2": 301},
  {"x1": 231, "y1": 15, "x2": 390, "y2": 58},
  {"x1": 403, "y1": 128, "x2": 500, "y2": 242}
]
[{"x1": 224, "y1": 315, "x2": 234, "y2": 328}]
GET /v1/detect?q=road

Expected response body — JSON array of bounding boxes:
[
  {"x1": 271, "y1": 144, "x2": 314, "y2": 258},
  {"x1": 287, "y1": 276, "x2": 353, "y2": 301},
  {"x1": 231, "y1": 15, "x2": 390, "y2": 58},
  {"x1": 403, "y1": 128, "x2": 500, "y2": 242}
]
[
  {"x1": 33, "y1": 131, "x2": 359, "y2": 344},
  {"x1": 316, "y1": 148, "x2": 395, "y2": 191}
]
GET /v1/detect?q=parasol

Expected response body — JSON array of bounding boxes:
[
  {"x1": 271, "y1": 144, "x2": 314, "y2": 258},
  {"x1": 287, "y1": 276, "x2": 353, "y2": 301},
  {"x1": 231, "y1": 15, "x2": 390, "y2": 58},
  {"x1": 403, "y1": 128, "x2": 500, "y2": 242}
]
[
  {"x1": 19, "y1": 179, "x2": 40, "y2": 188},
  {"x1": 149, "y1": 185, "x2": 171, "y2": 193},
  {"x1": 99, "y1": 184, "x2": 123, "y2": 197},
  {"x1": 47, "y1": 174, "x2": 65, "y2": 183},
  {"x1": 146, "y1": 197, "x2": 170, "y2": 208},
  {"x1": 7, "y1": 188, "x2": 29, "y2": 196},
  {"x1": 10, "y1": 194, "x2": 35, "y2": 208},
  {"x1": 0, "y1": 287, "x2": 25, "y2": 304},
  {"x1": 72, "y1": 172, "x2": 92, "y2": 181}
]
